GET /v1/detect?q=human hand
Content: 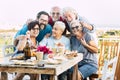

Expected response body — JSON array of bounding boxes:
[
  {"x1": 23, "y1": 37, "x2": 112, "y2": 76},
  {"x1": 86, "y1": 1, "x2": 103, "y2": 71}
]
[
  {"x1": 17, "y1": 35, "x2": 26, "y2": 40},
  {"x1": 80, "y1": 21, "x2": 93, "y2": 30},
  {"x1": 80, "y1": 21, "x2": 89, "y2": 27},
  {"x1": 31, "y1": 45, "x2": 37, "y2": 49},
  {"x1": 45, "y1": 33, "x2": 51, "y2": 38},
  {"x1": 80, "y1": 38, "x2": 88, "y2": 47},
  {"x1": 26, "y1": 31, "x2": 30, "y2": 39},
  {"x1": 26, "y1": 18, "x2": 33, "y2": 25}
]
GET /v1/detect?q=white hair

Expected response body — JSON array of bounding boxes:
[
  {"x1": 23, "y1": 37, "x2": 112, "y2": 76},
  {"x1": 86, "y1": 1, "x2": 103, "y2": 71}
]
[
  {"x1": 70, "y1": 20, "x2": 82, "y2": 28},
  {"x1": 54, "y1": 21, "x2": 65, "y2": 31},
  {"x1": 51, "y1": 6, "x2": 61, "y2": 13},
  {"x1": 62, "y1": 7, "x2": 78, "y2": 15}
]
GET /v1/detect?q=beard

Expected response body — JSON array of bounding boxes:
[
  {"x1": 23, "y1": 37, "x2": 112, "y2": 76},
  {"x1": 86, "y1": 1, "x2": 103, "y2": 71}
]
[{"x1": 39, "y1": 23, "x2": 46, "y2": 30}]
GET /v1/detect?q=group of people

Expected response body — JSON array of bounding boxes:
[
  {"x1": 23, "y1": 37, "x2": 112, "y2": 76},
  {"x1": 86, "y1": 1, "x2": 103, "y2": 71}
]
[{"x1": 12, "y1": 6, "x2": 98, "y2": 80}]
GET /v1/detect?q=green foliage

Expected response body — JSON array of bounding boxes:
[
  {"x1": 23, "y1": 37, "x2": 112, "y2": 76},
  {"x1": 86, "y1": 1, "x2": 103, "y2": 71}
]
[{"x1": 99, "y1": 30, "x2": 120, "y2": 38}]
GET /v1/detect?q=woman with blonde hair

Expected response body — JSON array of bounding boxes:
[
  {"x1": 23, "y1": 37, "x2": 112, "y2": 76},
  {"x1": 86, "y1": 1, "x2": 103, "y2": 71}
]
[{"x1": 70, "y1": 20, "x2": 98, "y2": 80}]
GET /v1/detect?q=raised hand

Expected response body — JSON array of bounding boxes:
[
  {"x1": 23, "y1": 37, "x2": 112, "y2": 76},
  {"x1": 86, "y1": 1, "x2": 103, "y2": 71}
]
[{"x1": 80, "y1": 38, "x2": 88, "y2": 47}]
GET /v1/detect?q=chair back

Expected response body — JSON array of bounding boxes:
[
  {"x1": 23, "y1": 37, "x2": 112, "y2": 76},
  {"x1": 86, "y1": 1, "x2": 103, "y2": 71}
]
[
  {"x1": 2, "y1": 45, "x2": 15, "y2": 57},
  {"x1": 101, "y1": 56, "x2": 118, "y2": 80},
  {"x1": 98, "y1": 41, "x2": 120, "y2": 79}
]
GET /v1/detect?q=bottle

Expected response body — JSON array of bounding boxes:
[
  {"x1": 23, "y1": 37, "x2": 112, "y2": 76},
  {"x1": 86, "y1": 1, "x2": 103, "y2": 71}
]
[{"x1": 23, "y1": 38, "x2": 31, "y2": 60}]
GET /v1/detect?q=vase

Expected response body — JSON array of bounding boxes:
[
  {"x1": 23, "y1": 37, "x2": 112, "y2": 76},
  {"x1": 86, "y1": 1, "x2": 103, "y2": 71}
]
[{"x1": 43, "y1": 54, "x2": 48, "y2": 60}]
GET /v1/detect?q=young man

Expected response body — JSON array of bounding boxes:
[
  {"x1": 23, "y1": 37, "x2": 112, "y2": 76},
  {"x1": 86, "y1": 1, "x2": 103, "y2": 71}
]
[{"x1": 14, "y1": 11, "x2": 52, "y2": 43}]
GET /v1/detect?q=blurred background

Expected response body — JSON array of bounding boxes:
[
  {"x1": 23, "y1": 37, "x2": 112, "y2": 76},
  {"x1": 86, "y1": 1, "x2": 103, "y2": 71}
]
[{"x1": 0, "y1": 0, "x2": 120, "y2": 55}]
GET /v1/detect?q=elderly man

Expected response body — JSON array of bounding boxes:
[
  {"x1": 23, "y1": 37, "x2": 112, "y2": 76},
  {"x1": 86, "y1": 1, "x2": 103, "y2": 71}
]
[
  {"x1": 14, "y1": 11, "x2": 52, "y2": 43},
  {"x1": 48, "y1": 6, "x2": 69, "y2": 35},
  {"x1": 62, "y1": 7, "x2": 98, "y2": 45},
  {"x1": 49, "y1": 6, "x2": 63, "y2": 25},
  {"x1": 62, "y1": 7, "x2": 93, "y2": 32},
  {"x1": 40, "y1": 21, "x2": 70, "y2": 50},
  {"x1": 40, "y1": 21, "x2": 70, "y2": 80}
]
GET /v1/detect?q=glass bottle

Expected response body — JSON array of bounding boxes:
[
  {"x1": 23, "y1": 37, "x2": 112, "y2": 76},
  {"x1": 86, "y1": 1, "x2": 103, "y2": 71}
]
[{"x1": 23, "y1": 38, "x2": 31, "y2": 60}]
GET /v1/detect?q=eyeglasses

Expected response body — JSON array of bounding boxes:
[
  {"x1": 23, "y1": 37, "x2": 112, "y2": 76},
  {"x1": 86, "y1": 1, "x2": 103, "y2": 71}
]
[
  {"x1": 40, "y1": 19, "x2": 48, "y2": 23},
  {"x1": 52, "y1": 12, "x2": 60, "y2": 15},
  {"x1": 32, "y1": 28, "x2": 39, "y2": 31},
  {"x1": 71, "y1": 26, "x2": 79, "y2": 30}
]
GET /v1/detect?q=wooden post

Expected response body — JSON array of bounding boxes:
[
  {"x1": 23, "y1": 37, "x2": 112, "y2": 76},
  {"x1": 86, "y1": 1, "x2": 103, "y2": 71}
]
[
  {"x1": 1, "y1": 72, "x2": 8, "y2": 80},
  {"x1": 115, "y1": 52, "x2": 120, "y2": 80}
]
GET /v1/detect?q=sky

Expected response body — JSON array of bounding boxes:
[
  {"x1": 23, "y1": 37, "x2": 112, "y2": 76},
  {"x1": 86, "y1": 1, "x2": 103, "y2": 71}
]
[{"x1": 0, "y1": 0, "x2": 120, "y2": 29}]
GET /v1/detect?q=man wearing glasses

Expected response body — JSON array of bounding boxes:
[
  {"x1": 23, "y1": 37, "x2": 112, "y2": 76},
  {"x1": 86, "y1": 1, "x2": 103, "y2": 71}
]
[
  {"x1": 14, "y1": 11, "x2": 52, "y2": 43},
  {"x1": 49, "y1": 6, "x2": 69, "y2": 35},
  {"x1": 62, "y1": 7, "x2": 98, "y2": 45}
]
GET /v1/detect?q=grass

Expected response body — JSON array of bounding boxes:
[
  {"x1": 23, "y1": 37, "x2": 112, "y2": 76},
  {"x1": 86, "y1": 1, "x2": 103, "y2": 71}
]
[{"x1": 0, "y1": 32, "x2": 15, "y2": 55}]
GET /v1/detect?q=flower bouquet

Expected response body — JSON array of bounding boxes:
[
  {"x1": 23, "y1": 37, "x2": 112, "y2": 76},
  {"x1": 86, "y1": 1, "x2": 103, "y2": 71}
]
[
  {"x1": 36, "y1": 46, "x2": 52, "y2": 54},
  {"x1": 36, "y1": 46, "x2": 52, "y2": 59}
]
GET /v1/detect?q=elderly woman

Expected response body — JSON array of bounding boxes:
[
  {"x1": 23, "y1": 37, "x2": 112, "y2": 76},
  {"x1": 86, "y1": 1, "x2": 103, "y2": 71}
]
[
  {"x1": 62, "y1": 7, "x2": 98, "y2": 45},
  {"x1": 40, "y1": 21, "x2": 70, "y2": 80},
  {"x1": 62, "y1": 7, "x2": 94, "y2": 32},
  {"x1": 70, "y1": 20, "x2": 98, "y2": 80},
  {"x1": 40, "y1": 21, "x2": 70, "y2": 50},
  {"x1": 13, "y1": 20, "x2": 40, "y2": 80}
]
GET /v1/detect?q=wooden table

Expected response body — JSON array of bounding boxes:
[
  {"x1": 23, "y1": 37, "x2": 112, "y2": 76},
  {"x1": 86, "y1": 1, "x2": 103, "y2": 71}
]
[{"x1": 0, "y1": 54, "x2": 83, "y2": 80}]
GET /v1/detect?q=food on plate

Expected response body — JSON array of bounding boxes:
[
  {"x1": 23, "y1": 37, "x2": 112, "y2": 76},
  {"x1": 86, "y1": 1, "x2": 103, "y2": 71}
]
[{"x1": 66, "y1": 51, "x2": 78, "y2": 59}]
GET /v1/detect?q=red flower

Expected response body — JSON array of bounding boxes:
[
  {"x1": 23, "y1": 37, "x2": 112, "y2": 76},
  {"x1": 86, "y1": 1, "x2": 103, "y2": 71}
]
[{"x1": 36, "y1": 46, "x2": 52, "y2": 54}]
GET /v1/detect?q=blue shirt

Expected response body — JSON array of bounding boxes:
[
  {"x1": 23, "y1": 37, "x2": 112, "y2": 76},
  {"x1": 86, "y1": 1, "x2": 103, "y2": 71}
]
[
  {"x1": 70, "y1": 33, "x2": 98, "y2": 68},
  {"x1": 14, "y1": 24, "x2": 52, "y2": 43},
  {"x1": 40, "y1": 36, "x2": 70, "y2": 50}
]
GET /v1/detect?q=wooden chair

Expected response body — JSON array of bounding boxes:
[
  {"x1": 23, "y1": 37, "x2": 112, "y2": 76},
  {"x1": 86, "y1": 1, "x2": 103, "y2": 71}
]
[
  {"x1": 101, "y1": 56, "x2": 118, "y2": 80},
  {"x1": 115, "y1": 51, "x2": 120, "y2": 80},
  {"x1": 1, "y1": 45, "x2": 15, "y2": 79},
  {"x1": 2, "y1": 44, "x2": 15, "y2": 57},
  {"x1": 1, "y1": 45, "x2": 31, "y2": 80},
  {"x1": 89, "y1": 41, "x2": 120, "y2": 80}
]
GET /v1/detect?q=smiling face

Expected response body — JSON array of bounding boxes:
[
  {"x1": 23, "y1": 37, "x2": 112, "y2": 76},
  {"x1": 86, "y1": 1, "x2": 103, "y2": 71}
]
[
  {"x1": 63, "y1": 7, "x2": 77, "y2": 23},
  {"x1": 70, "y1": 20, "x2": 83, "y2": 37},
  {"x1": 52, "y1": 21, "x2": 65, "y2": 39},
  {"x1": 30, "y1": 24, "x2": 40, "y2": 38},
  {"x1": 63, "y1": 11, "x2": 76, "y2": 22},
  {"x1": 51, "y1": 7, "x2": 61, "y2": 21},
  {"x1": 38, "y1": 14, "x2": 49, "y2": 29},
  {"x1": 52, "y1": 24, "x2": 63, "y2": 38}
]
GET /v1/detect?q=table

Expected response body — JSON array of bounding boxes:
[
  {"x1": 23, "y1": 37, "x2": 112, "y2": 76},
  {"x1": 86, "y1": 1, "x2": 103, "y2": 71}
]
[{"x1": 0, "y1": 54, "x2": 83, "y2": 80}]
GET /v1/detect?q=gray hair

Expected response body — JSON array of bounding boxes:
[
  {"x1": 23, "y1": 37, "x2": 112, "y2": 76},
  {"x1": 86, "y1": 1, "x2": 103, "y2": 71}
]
[
  {"x1": 62, "y1": 7, "x2": 78, "y2": 16},
  {"x1": 54, "y1": 21, "x2": 65, "y2": 32},
  {"x1": 50, "y1": 6, "x2": 61, "y2": 13},
  {"x1": 70, "y1": 20, "x2": 83, "y2": 29}
]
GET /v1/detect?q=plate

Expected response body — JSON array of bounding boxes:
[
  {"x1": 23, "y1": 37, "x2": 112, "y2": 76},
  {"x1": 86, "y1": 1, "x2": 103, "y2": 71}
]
[
  {"x1": 65, "y1": 53, "x2": 78, "y2": 59},
  {"x1": 43, "y1": 59, "x2": 62, "y2": 65},
  {"x1": 11, "y1": 60, "x2": 37, "y2": 66},
  {"x1": 53, "y1": 55, "x2": 68, "y2": 61}
]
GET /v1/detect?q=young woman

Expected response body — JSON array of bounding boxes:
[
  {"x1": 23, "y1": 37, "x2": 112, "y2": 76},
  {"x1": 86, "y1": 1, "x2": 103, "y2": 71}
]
[{"x1": 13, "y1": 20, "x2": 40, "y2": 80}]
